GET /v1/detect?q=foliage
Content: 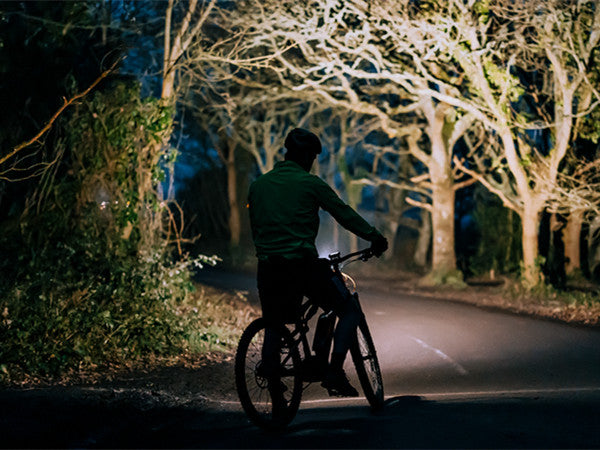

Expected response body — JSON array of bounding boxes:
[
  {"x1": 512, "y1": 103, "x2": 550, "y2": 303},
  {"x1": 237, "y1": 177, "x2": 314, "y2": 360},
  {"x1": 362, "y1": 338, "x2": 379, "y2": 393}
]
[
  {"x1": 0, "y1": 81, "x2": 219, "y2": 381},
  {"x1": 0, "y1": 240, "x2": 215, "y2": 379},
  {"x1": 182, "y1": 285, "x2": 258, "y2": 354},
  {"x1": 504, "y1": 277, "x2": 600, "y2": 310},
  {"x1": 417, "y1": 268, "x2": 466, "y2": 288},
  {"x1": 0, "y1": 1, "x2": 123, "y2": 226}
]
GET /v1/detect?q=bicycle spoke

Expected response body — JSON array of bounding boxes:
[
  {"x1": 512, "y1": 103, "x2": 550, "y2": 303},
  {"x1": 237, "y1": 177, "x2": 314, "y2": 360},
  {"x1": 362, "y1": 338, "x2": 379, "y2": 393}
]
[
  {"x1": 235, "y1": 319, "x2": 303, "y2": 429},
  {"x1": 351, "y1": 320, "x2": 384, "y2": 410}
]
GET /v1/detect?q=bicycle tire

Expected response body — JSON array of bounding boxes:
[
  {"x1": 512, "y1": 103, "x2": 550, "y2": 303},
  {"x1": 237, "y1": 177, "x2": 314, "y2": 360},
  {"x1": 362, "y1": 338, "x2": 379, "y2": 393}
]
[
  {"x1": 350, "y1": 317, "x2": 384, "y2": 410},
  {"x1": 235, "y1": 318, "x2": 303, "y2": 429}
]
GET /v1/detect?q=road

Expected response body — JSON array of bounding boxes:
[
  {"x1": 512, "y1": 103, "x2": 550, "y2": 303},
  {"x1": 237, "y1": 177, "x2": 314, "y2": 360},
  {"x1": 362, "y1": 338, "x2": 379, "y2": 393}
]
[{"x1": 2, "y1": 271, "x2": 599, "y2": 448}]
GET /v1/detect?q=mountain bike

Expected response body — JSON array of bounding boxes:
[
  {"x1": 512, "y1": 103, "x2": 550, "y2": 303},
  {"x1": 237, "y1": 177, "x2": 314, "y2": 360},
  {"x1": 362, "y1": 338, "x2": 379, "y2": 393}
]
[{"x1": 234, "y1": 248, "x2": 384, "y2": 429}]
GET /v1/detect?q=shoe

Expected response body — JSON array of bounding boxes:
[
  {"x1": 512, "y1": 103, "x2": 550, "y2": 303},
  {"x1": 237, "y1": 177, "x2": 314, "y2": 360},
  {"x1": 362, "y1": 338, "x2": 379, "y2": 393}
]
[{"x1": 321, "y1": 369, "x2": 359, "y2": 397}]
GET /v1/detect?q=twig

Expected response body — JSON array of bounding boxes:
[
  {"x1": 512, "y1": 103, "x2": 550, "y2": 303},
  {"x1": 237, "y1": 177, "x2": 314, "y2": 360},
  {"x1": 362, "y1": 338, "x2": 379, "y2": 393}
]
[
  {"x1": 405, "y1": 196, "x2": 432, "y2": 212},
  {"x1": 453, "y1": 156, "x2": 521, "y2": 213},
  {"x1": 1, "y1": 60, "x2": 119, "y2": 168}
]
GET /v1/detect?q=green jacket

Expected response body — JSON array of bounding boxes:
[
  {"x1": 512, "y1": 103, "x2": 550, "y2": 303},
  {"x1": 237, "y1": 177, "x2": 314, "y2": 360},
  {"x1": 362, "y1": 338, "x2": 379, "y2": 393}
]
[{"x1": 248, "y1": 160, "x2": 381, "y2": 260}]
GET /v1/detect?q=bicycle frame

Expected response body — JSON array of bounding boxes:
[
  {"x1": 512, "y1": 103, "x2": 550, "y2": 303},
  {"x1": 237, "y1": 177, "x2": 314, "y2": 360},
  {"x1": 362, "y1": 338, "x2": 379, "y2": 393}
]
[
  {"x1": 235, "y1": 247, "x2": 384, "y2": 430},
  {"x1": 282, "y1": 248, "x2": 374, "y2": 384}
]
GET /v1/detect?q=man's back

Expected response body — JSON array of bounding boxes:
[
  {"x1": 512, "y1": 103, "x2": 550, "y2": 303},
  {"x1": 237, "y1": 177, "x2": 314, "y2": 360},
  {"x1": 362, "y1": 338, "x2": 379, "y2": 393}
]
[
  {"x1": 249, "y1": 160, "x2": 381, "y2": 260},
  {"x1": 248, "y1": 160, "x2": 322, "y2": 260}
]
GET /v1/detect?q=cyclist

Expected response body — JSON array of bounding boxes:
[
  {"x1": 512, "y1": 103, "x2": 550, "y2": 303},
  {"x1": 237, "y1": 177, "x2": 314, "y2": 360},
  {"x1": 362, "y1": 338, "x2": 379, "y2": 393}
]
[{"x1": 247, "y1": 128, "x2": 388, "y2": 397}]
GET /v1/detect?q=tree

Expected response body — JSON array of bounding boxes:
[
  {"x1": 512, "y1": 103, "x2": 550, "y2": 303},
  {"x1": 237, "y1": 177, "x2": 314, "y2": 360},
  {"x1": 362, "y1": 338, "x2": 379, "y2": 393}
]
[
  {"x1": 546, "y1": 152, "x2": 600, "y2": 276},
  {"x1": 200, "y1": 0, "x2": 481, "y2": 280},
  {"x1": 182, "y1": 56, "x2": 322, "y2": 248},
  {"x1": 123, "y1": 0, "x2": 218, "y2": 251},
  {"x1": 161, "y1": 0, "x2": 217, "y2": 101},
  {"x1": 0, "y1": 1, "x2": 122, "y2": 221},
  {"x1": 451, "y1": 0, "x2": 600, "y2": 286},
  {"x1": 312, "y1": 108, "x2": 381, "y2": 253},
  {"x1": 560, "y1": 28, "x2": 600, "y2": 277}
]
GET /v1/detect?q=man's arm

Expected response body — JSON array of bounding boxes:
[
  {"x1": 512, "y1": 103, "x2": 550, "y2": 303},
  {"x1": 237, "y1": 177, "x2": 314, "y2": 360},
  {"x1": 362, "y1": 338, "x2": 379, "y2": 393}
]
[{"x1": 313, "y1": 177, "x2": 383, "y2": 243}]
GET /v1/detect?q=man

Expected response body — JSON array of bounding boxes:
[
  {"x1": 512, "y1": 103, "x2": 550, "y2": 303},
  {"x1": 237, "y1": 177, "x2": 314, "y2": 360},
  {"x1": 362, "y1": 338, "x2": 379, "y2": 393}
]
[{"x1": 248, "y1": 128, "x2": 388, "y2": 397}]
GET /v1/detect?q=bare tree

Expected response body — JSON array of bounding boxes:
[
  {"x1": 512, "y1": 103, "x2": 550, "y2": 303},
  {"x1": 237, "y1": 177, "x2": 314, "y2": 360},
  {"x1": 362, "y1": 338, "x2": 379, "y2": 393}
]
[
  {"x1": 199, "y1": 0, "x2": 482, "y2": 280},
  {"x1": 439, "y1": 0, "x2": 600, "y2": 286},
  {"x1": 545, "y1": 155, "x2": 600, "y2": 275},
  {"x1": 196, "y1": 0, "x2": 600, "y2": 286},
  {"x1": 312, "y1": 109, "x2": 382, "y2": 253},
  {"x1": 183, "y1": 52, "x2": 326, "y2": 247},
  {"x1": 560, "y1": 28, "x2": 600, "y2": 276},
  {"x1": 162, "y1": 0, "x2": 217, "y2": 101}
]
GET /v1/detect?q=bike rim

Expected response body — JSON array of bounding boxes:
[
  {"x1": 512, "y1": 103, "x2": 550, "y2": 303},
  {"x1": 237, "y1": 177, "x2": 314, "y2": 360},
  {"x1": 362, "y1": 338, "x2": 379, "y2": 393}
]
[
  {"x1": 241, "y1": 326, "x2": 299, "y2": 424},
  {"x1": 356, "y1": 326, "x2": 383, "y2": 399}
]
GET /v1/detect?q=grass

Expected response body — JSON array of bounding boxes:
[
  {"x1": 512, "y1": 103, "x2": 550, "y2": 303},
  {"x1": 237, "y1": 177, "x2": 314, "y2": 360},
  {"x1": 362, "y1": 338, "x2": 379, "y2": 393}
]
[
  {"x1": 1, "y1": 283, "x2": 260, "y2": 387},
  {"x1": 179, "y1": 284, "x2": 259, "y2": 353}
]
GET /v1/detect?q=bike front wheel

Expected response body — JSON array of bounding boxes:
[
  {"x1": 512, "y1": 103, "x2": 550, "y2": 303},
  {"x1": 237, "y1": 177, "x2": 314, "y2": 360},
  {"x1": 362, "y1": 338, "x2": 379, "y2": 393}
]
[
  {"x1": 350, "y1": 317, "x2": 384, "y2": 410},
  {"x1": 235, "y1": 318, "x2": 303, "y2": 429}
]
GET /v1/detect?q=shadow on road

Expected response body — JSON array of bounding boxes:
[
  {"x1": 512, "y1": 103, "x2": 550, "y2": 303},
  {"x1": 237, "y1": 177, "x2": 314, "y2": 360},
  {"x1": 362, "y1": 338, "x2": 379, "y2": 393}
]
[
  {"x1": 1, "y1": 388, "x2": 598, "y2": 448},
  {"x1": 383, "y1": 395, "x2": 429, "y2": 407}
]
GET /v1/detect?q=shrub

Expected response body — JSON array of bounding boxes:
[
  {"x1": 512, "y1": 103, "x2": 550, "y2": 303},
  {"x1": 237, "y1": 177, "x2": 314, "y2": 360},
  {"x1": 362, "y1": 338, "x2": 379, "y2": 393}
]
[{"x1": 0, "y1": 80, "x2": 219, "y2": 381}]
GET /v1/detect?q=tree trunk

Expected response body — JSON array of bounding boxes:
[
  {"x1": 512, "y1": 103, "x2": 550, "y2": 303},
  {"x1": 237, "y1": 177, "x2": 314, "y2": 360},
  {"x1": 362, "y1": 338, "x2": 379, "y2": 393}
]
[
  {"x1": 505, "y1": 209, "x2": 514, "y2": 270},
  {"x1": 564, "y1": 210, "x2": 583, "y2": 275},
  {"x1": 332, "y1": 219, "x2": 339, "y2": 250},
  {"x1": 430, "y1": 180, "x2": 456, "y2": 273},
  {"x1": 326, "y1": 163, "x2": 340, "y2": 250},
  {"x1": 427, "y1": 103, "x2": 457, "y2": 274},
  {"x1": 224, "y1": 143, "x2": 241, "y2": 248},
  {"x1": 414, "y1": 209, "x2": 431, "y2": 268},
  {"x1": 162, "y1": 70, "x2": 176, "y2": 101},
  {"x1": 521, "y1": 204, "x2": 542, "y2": 286},
  {"x1": 382, "y1": 219, "x2": 398, "y2": 261}
]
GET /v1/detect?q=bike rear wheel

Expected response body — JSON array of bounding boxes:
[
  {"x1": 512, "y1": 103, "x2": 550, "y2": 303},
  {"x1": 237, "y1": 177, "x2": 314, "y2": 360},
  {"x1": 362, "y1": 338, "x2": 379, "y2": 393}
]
[
  {"x1": 350, "y1": 317, "x2": 384, "y2": 410},
  {"x1": 235, "y1": 318, "x2": 302, "y2": 429}
]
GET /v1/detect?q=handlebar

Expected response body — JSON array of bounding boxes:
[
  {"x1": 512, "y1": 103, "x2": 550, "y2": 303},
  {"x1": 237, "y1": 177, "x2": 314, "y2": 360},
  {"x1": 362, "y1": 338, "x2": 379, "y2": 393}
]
[{"x1": 327, "y1": 247, "x2": 374, "y2": 266}]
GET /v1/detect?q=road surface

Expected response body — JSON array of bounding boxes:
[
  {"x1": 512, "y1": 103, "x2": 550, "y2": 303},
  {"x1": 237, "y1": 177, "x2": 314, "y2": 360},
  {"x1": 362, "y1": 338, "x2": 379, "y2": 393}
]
[{"x1": 2, "y1": 272, "x2": 599, "y2": 448}]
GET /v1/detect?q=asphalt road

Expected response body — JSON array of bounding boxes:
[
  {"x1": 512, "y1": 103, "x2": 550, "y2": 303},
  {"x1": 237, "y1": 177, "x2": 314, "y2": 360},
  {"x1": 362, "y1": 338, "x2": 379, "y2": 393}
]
[{"x1": 2, "y1": 271, "x2": 600, "y2": 448}]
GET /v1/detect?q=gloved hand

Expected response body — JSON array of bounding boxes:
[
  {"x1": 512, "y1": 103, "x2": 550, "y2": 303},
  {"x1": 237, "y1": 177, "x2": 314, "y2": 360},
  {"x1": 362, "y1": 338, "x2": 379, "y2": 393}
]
[{"x1": 370, "y1": 233, "x2": 388, "y2": 257}]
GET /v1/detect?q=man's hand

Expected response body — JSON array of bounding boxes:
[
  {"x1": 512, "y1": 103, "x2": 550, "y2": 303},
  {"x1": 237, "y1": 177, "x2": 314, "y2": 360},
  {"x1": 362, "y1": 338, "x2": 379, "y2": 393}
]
[{"x1": 370, "y1": 234, "x2": 388, "y2": 257}]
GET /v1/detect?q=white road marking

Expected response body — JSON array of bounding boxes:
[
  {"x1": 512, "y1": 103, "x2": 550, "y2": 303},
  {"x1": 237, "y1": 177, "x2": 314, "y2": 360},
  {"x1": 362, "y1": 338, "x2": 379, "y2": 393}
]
[{"x1": 409, "y1": 336, "x2": 469, "y2": 375}]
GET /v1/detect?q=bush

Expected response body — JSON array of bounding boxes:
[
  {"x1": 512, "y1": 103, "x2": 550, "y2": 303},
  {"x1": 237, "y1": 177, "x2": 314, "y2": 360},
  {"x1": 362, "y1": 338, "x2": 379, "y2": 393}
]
[
  {"x1": 0, "y1": 80, "x2": 219, "y2": 381},
  {"x1": 0, "y1": 239, "x2": 216, "y2": 377}
]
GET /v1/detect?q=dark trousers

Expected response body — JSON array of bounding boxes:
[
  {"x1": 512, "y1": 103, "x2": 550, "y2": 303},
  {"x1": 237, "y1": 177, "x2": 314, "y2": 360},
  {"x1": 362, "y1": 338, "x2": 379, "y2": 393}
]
[{"x1": 257, "y1": 256, "x2": 361, "y2": 373}]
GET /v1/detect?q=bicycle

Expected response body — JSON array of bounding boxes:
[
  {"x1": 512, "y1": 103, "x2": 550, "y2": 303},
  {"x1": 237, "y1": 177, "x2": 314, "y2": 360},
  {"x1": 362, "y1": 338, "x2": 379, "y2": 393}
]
[{"x1": 234, "y1": 247, "x2": 384, "y2": 429}]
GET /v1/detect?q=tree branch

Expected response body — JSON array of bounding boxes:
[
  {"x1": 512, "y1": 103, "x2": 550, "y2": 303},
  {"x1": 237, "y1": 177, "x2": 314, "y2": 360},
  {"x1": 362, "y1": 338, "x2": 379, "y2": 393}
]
[{"x1": 1, "y1": 60, "x2": 118, "y2": 169}]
